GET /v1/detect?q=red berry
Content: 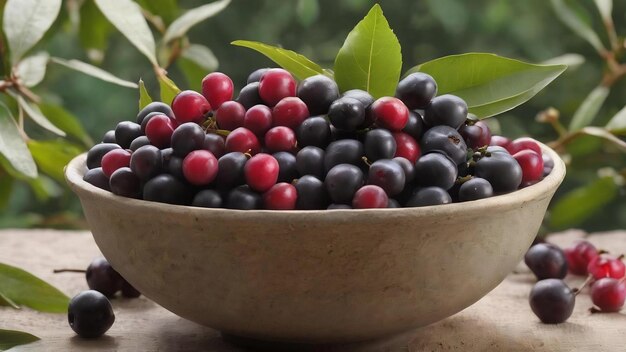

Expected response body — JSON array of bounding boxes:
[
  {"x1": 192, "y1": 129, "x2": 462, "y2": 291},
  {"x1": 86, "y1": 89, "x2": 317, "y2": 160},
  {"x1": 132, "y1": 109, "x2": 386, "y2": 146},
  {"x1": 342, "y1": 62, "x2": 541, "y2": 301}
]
[
  {"x1": 352, "y1": 185, "x2": 388, "y2": 209},
  {"x1": 459, "y1": 121, "x2": 491, "y2": 148},
  {"x1": 243, "y1": 104, "x2": 273, "y2": 137},
  {"x1": 392, "y1": 132, "x2": 420, "y2": 163},
  {"x1": 507, "y1": 137, "x2": 542, "y2": 155},
  {"x1": 513, "y1": 150, "x2": 544, "y2": 184},
  {"x1": 564, "y1": 240, "x2": 599, "y2": 275},
  {"x1": 587, "y1": 255, "x2": 626, "y2": 280},
  {"x1": 263, "y1": 182, "x2": 297, "y2": 210},
  {"x1": 215, "y1": 101, "x2": 246, "y2": 131},
  {"x1": 182, "y1": 150, "x2": 218, "y2": 186},
  {"x1": 490, "y1": 135, "x2": 511, "y2": 148},
  {"x1": 272, "y1": 97, "x2": 309, "y2": 129},
  {"x1": 370, "y1": 97, "x2": 409, "y2": 131},
  {"x1": 171, "y1": 90, "x2": 211, "y2": 124},
  {"x1": 225, "y1": 127, "x2": 261, "y2": 155},
  {"x1": 145, "y1": 114, "x2": 176, "y2": 148},
  {"x1": 101, "y1": 149, "x2": 131, "y2": 177},
  {"x1": 591, "y1": 278, "x2": 626, "y2": 312},
  {"x1": 258, "y1": 68, "x2": 296, "y2": 106},
  {"x1": 265, "y1": 126, "x2": 296, "y2": 152},
  {"x1": 244, "y1": 153, "x2": 279, "y2": 192},
  {"x1": 201, "y1": 72, "x2": 234, "y2": 109}
]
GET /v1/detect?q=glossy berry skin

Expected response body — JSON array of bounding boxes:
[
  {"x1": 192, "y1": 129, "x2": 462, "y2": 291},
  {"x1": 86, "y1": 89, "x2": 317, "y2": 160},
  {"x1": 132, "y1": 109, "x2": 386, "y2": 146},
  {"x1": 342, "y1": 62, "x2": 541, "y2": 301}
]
[
  {"x1": 587, "y1": 255, "x2": 626, "y2": 280},
  {"x1": 102, "y1": 130, "x2": 116, "y2": 143},
  {"x1": 353, "y1": 185, "x2": 388, "y2": 209},
  {"x1": 273, "y1": 152, "x2": 298, "y2": 183},
  {"x1": 203, "y1": 134, "x2": 226, "y2": 158},
  {"x1": 590, "y1": 278, "x2": 626, "y2": 312},
  {"x1": 328, "y1": 97, "x2": 365, "y2": 131},
  {"x1": 297, "y1": 74, "x2": 340, "y2": 115},
  {"x1": 402, "y1": 111, "x2": 426, "y2": 141},
  {"x1": 109, "y1": 167, "x2": 141, "y2": 198},
  {"x1": 324, "y1": 139, "x2": 364, "y2": 172},
  {"x1": 506, "y1": 137, "x2": 542, "y2": 155},
  {"x1": 529, "y1": 279, "x2": 575, "y2": 324},
  {"x1": 325, "y1": 164, "x2": 364, "y2": 204},
  {"x1": 364, "y1": 129, "x2": 396, "y2": 161},
  {"x1": 171, "y1": 122, "x2": 206, "y2": 157},
  {"x1": 513, "y1": 150, "x2": 544, "y2": 184},
  {"x1": 244, "y1": 153, "x2": 279, "y2": 192},
  {"x1": 171, "y1": 90, "x2": 211, "y2": 124},
  {"x1": 258, "y1": 68, "x2": 297, "y2": 106},
  {"x1": 392, "y1": 132, "x2": 420, "y2": 164},
  {"x1": 136, "y1": 102, "x2": 174, "y2": 125},
  {"x1": 143, "y1": 174, "x2": 193, "y2": 205},
  {"x1": 459, "y1": 121, "x2": 491, "y2": 148},
  {"x1": 265, "y1": 126, "x2": 297, "y2": 152},
  {"x1": 87, "y1": 143, "x2": 121, "y2": 169},
  {"x1": 86, "y1": 257, "x2": 123, "y2": 298},
  {"x1": 182, "y1": 150, "x2": 218, "y2": 186},
  {"x1": 423, "y1": 94, "x2": 468, "y2": 129},
  {"x1": 225, "y1": 127, "x2": 261, "y2": 155},
  {"x1": 486, "y1": 145, "x2": 509, "y2": 155},
  {"x1": 145, "y1": 114, "x2": 176, "y2": 148},
  {"x1": 368, "y1": 159, "x2": 406, "y2": 196},
  {"x1": 342, "y1": 89, "x2": 374, "y2": 108},
  {"x1": 387, "y1": 199, "x2": 401, "y2": 208},
  {"x1": 296, "y1": 116, "x2": 331, "y2": 148},
  {"x1": 243, "y1": 104, "x2": 273, "y2": 137},
  {"x1": 414, "y1": 153, "x2": 458, "y2": 190},
  {"x1": 328, "y1": 203, "x2": 352, "y2": 210},
  {"x1": 215, "y1": 152, "x2": 247, "y2": 189},
  {"x1": 295, "y1": 175, "x2": 329, "y2": 210},
  {"x1": 236, "y1": 82, "x2": 264, "y2": 109},
  {"x1": 405, "y1": 187, "x2": 452, "y2": 207},
  {"x1": 490, "y1": 135, "x2": 511, "y2": 148},
  {"x1": 226, "y1": 185, "x2": 262, "y2": 210},
  {"x1": 83, "y1": 168, "x2": 111, "y2": 191},
  {"x1": 543, "y1": 153, "x2": 554, "y2": 176},
  {"x1": 421, "y1": 126, "x2": 467, "y2": 165},
  {"x1": 201, "y1": 72, "x2": 234, "y2": 109},
  {"x1": 474, "y1": 153, "x2": 522, "y2": 193},
  {"x1": 114, "y1": 121, "x2": 142, "y2": 149},
  {"x1": 296, "y1": 146, "x2": 325, "y2": 179},
  {"x1": 130, "y1": 145, "x2": 162, "y2": 181},
  {"x1": 68, "y1": 290, "x2": 115, "y2": 338},
  {"x1": 246, "y1": 68, "x2": 270, "y2": 84},
  {"x1": 263, "y1": 182, "x2": 297, "y2": 210},
  {"x1": 129, "y1": 136, "x2": 150, "y2": 151},
  {"x1": 458, "y1": 178, "x2": 493, "y2": 202},
  {"x1": 395, "y1": 72, "x2": 437, "y2": 109},
  {"x1": 215, "y1": 101, "x2": 246, "y2": 131},
  {"x1": 392, "y1": 157, "x2": 415, "y2": 183},
  {"x1": 563, "y1": 240, "x2": 598, "y2": 275},
  {"x1": 101, "y1": 149, "x2": 131, "y2": 178},
  {"x1": 192, "y1": 189, "x2": 223, "y2": 208},
  {"x1": 139, "y1": 112, "x2": 165, "y2": 133},
  {"x1": 524, "y1": 243, "x2": 568, "y2": 280},
  {"x1": 272, "y1": 97, "x2": 309, "y2": 129},
  {"x1": 369, "y1": 97, "x2": 409, "y2": 131}
]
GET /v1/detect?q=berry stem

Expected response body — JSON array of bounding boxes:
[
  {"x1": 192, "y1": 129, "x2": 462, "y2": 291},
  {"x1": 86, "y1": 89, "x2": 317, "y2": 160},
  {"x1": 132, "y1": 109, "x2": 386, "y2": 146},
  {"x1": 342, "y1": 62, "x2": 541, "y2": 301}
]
[
  {"x1": 53, "y1": 268, "x2": 86, "y2": 274},
  {"x1": 573, "y1": 274, "x2": 593, "y2": 296}
]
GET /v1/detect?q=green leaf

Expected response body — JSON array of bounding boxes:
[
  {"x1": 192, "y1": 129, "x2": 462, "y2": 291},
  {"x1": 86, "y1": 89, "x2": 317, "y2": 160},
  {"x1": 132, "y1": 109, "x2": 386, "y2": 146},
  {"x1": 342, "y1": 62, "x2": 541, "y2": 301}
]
[
  {"x1": 0, "y1": 103, "x2": 37, "y2": 178},
  {"x1": 15, "y1": 52, "x2": 49, "y2": 87},
  {"x1": 0, "y1": 172, "x2": 14, "y2": 210},
  {"x1": 15, "y1": 94, "x2": 65, "y2": 136},
  {"x1": 333, "y1": 4, "x2": 402, "y2": 98},
  {"x1": 0, "y1": 262, "x2": 69, "y2": 313},
  {"x1": 541, "y1": 53, "x2": 585, "y2": 71},
  {"x1": 28, "y1": 140, "x2": 83, "y2": 182},
  {"x1": 407, "y1": 53, "x2": 567, "y2": 118},
  {"x1": 594, "y1": 0, "x2": 612, "y2": 21},
  {"x1": 94, "y1": 0, "x2": 158, "y2": 66},
  {"x1": 163, "y1": 0, "x2": 231, "y2": 43},
  {"x1": 606, "y1": 105, "x2": 626, "y2": 135},
  {"x1": 550, "y1": 176, "x2": 618, "y2": 229},
  {"x1": 579, "y1": 126, "x2": 626, "y2": 151},
  {"x1": 38, "y1": 104, "x2": 93, "y2": 147},
  {"x1": 79, "y1": 0, "x2": 113, "y2": 63},
  {"x1": 177, "y1": 58, "x2": 207, "y2": 92},
  {"x1": 568, "y1": 85, "x2": 609, "y2": 131},
  {"x1": 550, "y1": 0, "x2": 606, "y2": 53},
  {"x1": 139, "y1": 79, "x2": 153, "y2": 110},
  {"x1": 136, "y1": 0, "x2": 179, "y2": 24},
  {"x1": 0, "y1": 291, "x2": 20, "y2": 309},
  {"x1": 182, "y1": 44, "x2": 219, "y2": 72},
  {"x1": 297, "y1": 0, "x2": 319, "y2": 27},
  {"x1": 158, "y1": 74, "x2": 181, "y2": 105},
  {"x1": 50, "y1": 57, "x2": 138, "y2": 88},
  {"x1": 232, "y1": 40, "x2": 326, "y2": 80},
  {"x1": 0, "y1": 329, "x2": 39, "y2": 350},
  {"x1": 2, "y1": 0, "x2": 62, "y2": 63}
]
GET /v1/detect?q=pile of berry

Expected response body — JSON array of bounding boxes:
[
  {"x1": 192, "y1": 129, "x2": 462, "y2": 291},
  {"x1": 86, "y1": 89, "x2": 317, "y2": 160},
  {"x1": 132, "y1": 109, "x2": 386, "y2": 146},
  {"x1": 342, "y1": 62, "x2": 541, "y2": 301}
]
[
  {"x1": 525, "y1": 240, "x2": 625, "y2": 324},
  {"x1": 84, "y1": 68, "x2": 551, "y2": 210}
]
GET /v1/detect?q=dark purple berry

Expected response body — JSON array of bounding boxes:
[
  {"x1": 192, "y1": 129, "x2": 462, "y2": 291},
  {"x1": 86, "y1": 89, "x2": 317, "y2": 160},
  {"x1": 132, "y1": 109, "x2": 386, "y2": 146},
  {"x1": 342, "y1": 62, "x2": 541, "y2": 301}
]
[
  {"x1": 68, "y1": 290, "x2": 115, "y2": 338},
  {"x1": 414, "y1": 152, "x2": 458, "y2": 190},
  {"x1": 296, "y1": 146, "x2": 325, "y2": 179},
  {"x1": 395, "y1": 72, "x2": 437, "y2": 109},
  {"x1": 297, "y1": 74, "x2": 340, "y2": 115}
]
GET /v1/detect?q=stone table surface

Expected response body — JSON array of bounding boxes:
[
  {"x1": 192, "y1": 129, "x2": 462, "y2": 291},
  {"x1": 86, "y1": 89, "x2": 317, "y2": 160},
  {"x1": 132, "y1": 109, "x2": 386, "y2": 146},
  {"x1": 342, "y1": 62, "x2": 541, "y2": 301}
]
[{"x1": 1, "y1": 229, "x2": 625, "y2": 352}]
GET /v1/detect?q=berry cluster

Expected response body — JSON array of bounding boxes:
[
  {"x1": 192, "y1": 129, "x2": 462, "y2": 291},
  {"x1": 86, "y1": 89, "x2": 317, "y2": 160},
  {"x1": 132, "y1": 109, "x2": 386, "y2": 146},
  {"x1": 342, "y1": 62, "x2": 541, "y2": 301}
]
[
  {"x1": 525, "y1": 240, "x2": 626, "y2": 324},
  {"x1": 85, "y1": 69, "x2": 551, "y2": 210}
]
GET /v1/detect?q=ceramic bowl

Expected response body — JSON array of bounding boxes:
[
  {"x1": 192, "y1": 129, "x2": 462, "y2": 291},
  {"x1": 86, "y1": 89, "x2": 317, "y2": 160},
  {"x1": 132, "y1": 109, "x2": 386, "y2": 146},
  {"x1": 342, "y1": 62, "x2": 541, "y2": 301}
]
[{"x1": 65, "y1": 144, "x2": 565, "y2": 344}]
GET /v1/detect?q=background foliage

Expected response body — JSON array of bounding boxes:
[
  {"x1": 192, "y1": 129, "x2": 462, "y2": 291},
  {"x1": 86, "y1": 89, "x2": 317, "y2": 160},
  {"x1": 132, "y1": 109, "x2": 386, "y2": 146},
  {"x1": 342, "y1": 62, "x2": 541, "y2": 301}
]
[{"x1": 1, "y1": 0, "x2": 624, "y2": 231}]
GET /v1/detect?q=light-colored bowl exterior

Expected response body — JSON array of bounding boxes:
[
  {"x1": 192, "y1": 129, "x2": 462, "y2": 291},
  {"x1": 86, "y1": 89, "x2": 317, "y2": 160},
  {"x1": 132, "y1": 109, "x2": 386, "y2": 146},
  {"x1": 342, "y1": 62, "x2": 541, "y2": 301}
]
[{"x1": 66, "y1": 144, "x2": 565, "y2": 344}]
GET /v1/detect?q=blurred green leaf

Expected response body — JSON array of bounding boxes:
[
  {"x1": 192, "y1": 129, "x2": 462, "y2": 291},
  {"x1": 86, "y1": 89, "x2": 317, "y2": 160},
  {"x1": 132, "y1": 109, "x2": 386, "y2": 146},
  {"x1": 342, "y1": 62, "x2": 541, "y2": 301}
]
[
  {"x1": 297, "y1": 0, "x2": 319, "y2": 27},
  {"x1": 177, "y1": 58, "x2": 207, "y2": 92},
  {"x1": 605, "y1": 105, "x2": 626, "y2": 135},
  {"x1": 541, "y1": 53, "x2": 585, "y2": 71},
  {"x1": 79, "y1": 0, "x2": 113, "y2": 63},
  {"x1": 0, "y1": 172, "x2": 13, "y2": 210},
  {"x1": 2, "y1": 0, "x2": 62, "y2": 63},
  {"x1": 565, "y1": 134, "x2": 603, "y2": 157},
  {"x1": 26, "y1": 174, "x2": 62, "y2": 201},
  {"x1": 50, "y1": 57, "x2": 138, "y2": 88},
  {"x1": 158, "y1": 74, "x2": 181, "y2": 105},
  {"x1": 550, "y1": 0, "x2": 606, "y2": 53},
  {"x1": 163, "y1": 0, "x2": 231, "y2": 43},
  {"x1": 0, "y1": 329, "x2": 39, "y2": 350},
  {"x1": 550, "y1": 176, "x2": 618, "y2": 229},
  {"x1": 139, "y1": 78, "x2": 152, "y2": 109},
  {"x1": 94, "y1": 0, "x2": 158, "y2": 66},
  {"x1": 0, "y1": 291, "x2": 19, "y2": 308},
  {"x1": 15, "y1": 52, "x2": 49, "y2": 87},
  {"x1": 593, "y1": 0, "x2": 612, "y2": 21},
  {"x1": 182, "y1": 44, "x2": 219, "y2": 72},
  {"x1": 426, "y1": 0, "x2": 468, "y2": 34},
  {"x1": 232, "y1": 40, "x2": 326, "y2": 80},
  {"x1": 569, "y1": 85, "x2": 609, "y2": 131},
  {"x1": 333, "y1": 4, "x2": 402, "y2": 98},
  {"x1": 136, "y1": 0, "x2": 179, "y2": 24},
  {"x1": 579, "y1": 126, "x2": 626, "y2": 151},
  {"x1": 15, "y1": 94, "x2": 65, "y2": 136},
  {"x1": 38, "y1": 104, "x2": 92, "y2": 147},
  {"x1": 408, "y1": 53, "x2": 567, "y2": 118},
  {"x1": 0, "y1": 262, "x2": 69, "y2": 313},
  {"x1": 0, "y1": 103, "x2": 37, "y2": 178},
  {"x1": 28, "y1": 140, "x2": 82, "y2": 182}
]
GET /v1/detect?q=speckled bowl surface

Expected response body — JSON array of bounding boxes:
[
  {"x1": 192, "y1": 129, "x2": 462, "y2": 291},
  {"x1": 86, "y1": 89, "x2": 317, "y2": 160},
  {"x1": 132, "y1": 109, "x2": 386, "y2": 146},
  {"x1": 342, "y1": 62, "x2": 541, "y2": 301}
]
[{"x1": 65, "y1": 143, "x2": 565, "y2": 344}]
